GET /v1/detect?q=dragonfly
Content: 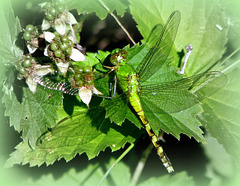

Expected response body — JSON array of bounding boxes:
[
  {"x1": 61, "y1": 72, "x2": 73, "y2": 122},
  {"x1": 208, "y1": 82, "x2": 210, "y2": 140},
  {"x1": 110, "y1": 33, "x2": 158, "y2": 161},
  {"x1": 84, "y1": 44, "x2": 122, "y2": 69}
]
[
  {"x1": 97, "y1": 10, "x2": 227, "y2": 173},
  {"x1": 34, "y1": 10, "x2": 227, "y2": 173}
]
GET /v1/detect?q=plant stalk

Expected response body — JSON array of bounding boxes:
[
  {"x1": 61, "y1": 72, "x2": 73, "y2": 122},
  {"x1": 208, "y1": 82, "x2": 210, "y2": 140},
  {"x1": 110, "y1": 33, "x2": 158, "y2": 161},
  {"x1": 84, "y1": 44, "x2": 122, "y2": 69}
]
[
  {"x1": 97, "y1": 143, "x2": 135, "y2": 186},
  {"x1": 130, "y1": 143, "x2": 153, "y2": 186},
  {"x1": 98, "y1": 0, "x2": 136, "y2": 45}
]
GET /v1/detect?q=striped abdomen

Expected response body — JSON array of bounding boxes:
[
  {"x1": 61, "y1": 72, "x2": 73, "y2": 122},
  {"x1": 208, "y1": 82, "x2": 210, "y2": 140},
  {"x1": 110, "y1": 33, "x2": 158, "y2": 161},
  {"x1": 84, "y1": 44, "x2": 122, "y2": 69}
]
[{"x1": 127, "y1": 75, "x2": 174, "y2": 173}]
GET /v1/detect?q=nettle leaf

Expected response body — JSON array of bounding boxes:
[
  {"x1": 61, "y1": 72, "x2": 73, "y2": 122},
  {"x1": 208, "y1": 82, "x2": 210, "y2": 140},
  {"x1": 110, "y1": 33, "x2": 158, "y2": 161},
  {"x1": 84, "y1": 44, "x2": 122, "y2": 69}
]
[
  {"x1": 199, "y1": 66, "x2": 240, "y2": 166},
  {"x1": 5, "y1": 157, "x2": 194, "y2": 185},
  {"x1": 25, "y1": 166, "x2": 104, "y2": 186},
  {"x1": 0, "y1": 0, "x2": 64, "y2": 149},
  {"x1": 66, "y1": 0, "x2": 128, "y2": 19},
  {"x1": 3, "y1": 83, "x2": 63, "y2": 148},
  {"x1": 127, "y1": 0, "x2": 229, "y2": 142},
  {"x1": 15, "y1": 158, "x2": 131, "y2": 186},
  {"x1": 139, "y1": 171, "x2": 194, "y2": 186},
  {"x1": 108, "y1": 45, "x2": 205, "y2": 141},
  {"x1": 143, "y1": 103, "x2": 204, "y2": 142},
  {"x1": 203, "y1": 134, "x2": 234, "y2": 184},
  {"x1": 0, "y1": 0, "x2": 23, "y2": 66},
  {"x1": 6, "y1": 106, "x2": 139, "y2": 167},
  {"x1": 129, "y1": 0, "x2": 228, "y2": 75}
]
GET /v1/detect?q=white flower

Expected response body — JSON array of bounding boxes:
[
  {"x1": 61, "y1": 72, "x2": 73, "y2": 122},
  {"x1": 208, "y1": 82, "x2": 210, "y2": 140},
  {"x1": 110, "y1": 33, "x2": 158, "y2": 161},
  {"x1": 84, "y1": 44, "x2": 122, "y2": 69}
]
[
  {"x1": 55, "y1": 62, "x2": 70, "y2": 75},
  {"x1": 79, "y1": 87, "x2": 93, "y2": 106},
  {"x1": 44, "y1": 32, "x2": 55, "y2": 43},
  {"x1": 70, "y1": 48, "x2": 86, "y2": 61},
  {"x1": 43, "y1": 32, "x2": 86, "y2": 62},
  {"x1": 41, "y1": 11, "x2": 77, "y2": 36},
  {"x1": 43, "y1": 32, "x2": 86, "y2": 75},
  {"x1": 92, "y1": 87, "x2": 103, "y2": 96},
  {"x1": 26, "y1": 73, "x2": 38, "y2": 93},
  {"x1": 26, "y1": 65, "x2": 55, "y2": 93},
  {"x1": 42, "y1": 18, "x2": 51, "y2": 31},
  {"x1": 26, "y1": 44, "x2": 38, "y2": 54},
  {"x1": 78, "y1": 86, "x2": 103, "y2": 106}
]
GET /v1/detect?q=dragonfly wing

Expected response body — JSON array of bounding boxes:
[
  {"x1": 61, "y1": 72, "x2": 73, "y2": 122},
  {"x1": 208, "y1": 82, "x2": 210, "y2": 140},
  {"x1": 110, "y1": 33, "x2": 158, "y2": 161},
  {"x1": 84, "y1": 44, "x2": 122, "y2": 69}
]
[
  {"x1": 139, "y1": 71, "x2": 227, "y2": 113},
  {"x1": 190, "y1": 71, "x2": 227, "y2": 100},
  {"x1": 137, "y1": 10, "x2": 181, "y2": 82},
  {"x1": 35, "y1": 76, "x2": 79, "y2": 95},
  {"x1": 145, "y1": 24, "x2": 163, "y2": 47}
]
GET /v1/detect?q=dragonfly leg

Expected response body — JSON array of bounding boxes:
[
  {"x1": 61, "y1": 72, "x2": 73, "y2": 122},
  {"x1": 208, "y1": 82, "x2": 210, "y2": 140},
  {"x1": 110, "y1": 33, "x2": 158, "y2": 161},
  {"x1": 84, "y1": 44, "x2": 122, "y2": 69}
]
[
  {"x1": 99, "y1": 67, "x2": 116, "y2": 78},
  {"x1": 178, "y1": 43, "x2": 193, "y2": 74},
  {"x1": 157, "y1": 130, "x2": 166, "y2": 143},
  {"x1": 108, "y1": 75, "x2": 118, "y2": 98},
  {"x1": 112, "y1": 75, "x2": 118, "y2": 97},
  {"x1": 96, "y1": 58, "x2": 116, "y2": 77}
]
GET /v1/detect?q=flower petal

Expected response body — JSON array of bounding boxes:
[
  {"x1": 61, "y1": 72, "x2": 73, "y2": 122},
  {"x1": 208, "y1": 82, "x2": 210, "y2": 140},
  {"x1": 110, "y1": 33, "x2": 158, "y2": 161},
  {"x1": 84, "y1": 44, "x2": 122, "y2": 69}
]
[
  {"x1": 42, "y1": 19, "x2": 51, "y2": 31},
  {"x1": 26, "y1": 75, "x2": 38, "y2": 93},
  {"x1": 67, "y1": 12, "x2": 77, "y2": 24},
  {"x1": 92, "y1": 87, "x2": 103, "y2": 96},
  {"x1": 44, "y1": 45, "x2": 49, "y2": 57},
  {"x1": 26, "y1": 44, "x2": 38, "y2": 54},
  {"x1": 55, "y1": 18, "x2": 66, "y2": 35},
  {"x1": 67, "y1": 34, "x2": 76, "y2": 44},
  {"x1": 56, "y1": 62, "x2": 69, "y2": 75},
  {"x1": 70, "y1": 48, "x2": 86, "y2": 61},
  {"x1": 44, "y1": 32, "x2": 55, "y2": 43},
  {"x1": 79, "y1": 87, "x2": 93, "y2": 106},
  {"x1": 36, "y1": 66, "x2": 55, "y2": 76}
]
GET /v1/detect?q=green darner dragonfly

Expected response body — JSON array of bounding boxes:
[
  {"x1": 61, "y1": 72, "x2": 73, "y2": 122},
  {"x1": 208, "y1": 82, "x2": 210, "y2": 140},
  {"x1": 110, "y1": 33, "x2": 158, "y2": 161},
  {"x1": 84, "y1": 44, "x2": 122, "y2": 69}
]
[
  {"x1": 35, "y1": 10, "x2": 227, "y2": 173},
  {"x1": 98, "y1": 10, "x2": 227, "y2": 173}
]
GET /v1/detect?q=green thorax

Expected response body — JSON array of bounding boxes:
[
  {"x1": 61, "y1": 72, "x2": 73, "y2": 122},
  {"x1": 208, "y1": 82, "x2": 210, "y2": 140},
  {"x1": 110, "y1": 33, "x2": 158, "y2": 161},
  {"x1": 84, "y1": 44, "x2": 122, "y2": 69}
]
[{"x1": 116, "y1": 64, "x2": 140, "y2": 96}]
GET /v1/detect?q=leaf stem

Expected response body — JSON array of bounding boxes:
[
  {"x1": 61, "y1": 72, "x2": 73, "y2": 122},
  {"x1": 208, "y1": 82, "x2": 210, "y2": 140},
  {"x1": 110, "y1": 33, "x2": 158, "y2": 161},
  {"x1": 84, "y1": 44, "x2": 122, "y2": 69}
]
[
  {"x1": 221, "y1": 46, "x2": 240, "y2": 73},
  {"x1": 97, "y1": 0, "x2": 136, "y2": 45},
  {"x1": 130, "y1": 143, "x2": 154, "y2": 186},
  {"x1": 97, "y1": 143, "x2": 135, "y2": 186}
]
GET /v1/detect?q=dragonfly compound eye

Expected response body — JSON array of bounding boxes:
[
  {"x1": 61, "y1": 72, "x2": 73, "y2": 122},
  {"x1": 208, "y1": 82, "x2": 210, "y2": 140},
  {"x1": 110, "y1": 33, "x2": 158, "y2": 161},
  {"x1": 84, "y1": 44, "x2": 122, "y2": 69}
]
[{"x1": 110, "y1": 49, "x2": 128, "y2": 66}]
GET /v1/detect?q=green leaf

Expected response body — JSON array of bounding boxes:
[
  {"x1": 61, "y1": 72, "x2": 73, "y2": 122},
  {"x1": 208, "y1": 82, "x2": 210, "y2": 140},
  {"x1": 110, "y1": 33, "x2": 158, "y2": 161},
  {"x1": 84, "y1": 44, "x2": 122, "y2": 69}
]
[
  {"x1": 72, "y1": 51, "x2": 110, "y2": 67},
  {"x1": 222, "y1": 0, "x2": 240, "y2": 55},
  {"x1": 2, "y1": 82, "x2": 63, "y2": 148},
  {"x1": 4, "y1": 155, "x2": 195, "y2": 186},
  {"x1": 0, "y1": 0, "x2": 23, "y2": 66},
  {"x1": 144, "y1": 104, "x2": 204, "y2": 142},
  {"x1": 7, "y1": 158, "x2": 132, "y2": 186},
  {"x1": 5, "y1": 107, "x2": 139, "y2": 167},
  {"x1": 203, "y1": 134, "x2": 235, "y2": 186},
  {"x1": 129, "y1": 0, "x2": 228, "y2": 75},
  {"x1": 66, "y1": 0, "x2": 128, "y2": 19},
  {"x1": 102, "y1": 44, "x2": 205, "y2": 141},
  {"x1": 199, "y1": 66, "x2": 240, "y2": 166},
  {"x1": 139, "y1": 171, "x2": 195, "y2": 186},
  {"x1": 23, "y1": 166, "x2": 103, "y2": 186}
]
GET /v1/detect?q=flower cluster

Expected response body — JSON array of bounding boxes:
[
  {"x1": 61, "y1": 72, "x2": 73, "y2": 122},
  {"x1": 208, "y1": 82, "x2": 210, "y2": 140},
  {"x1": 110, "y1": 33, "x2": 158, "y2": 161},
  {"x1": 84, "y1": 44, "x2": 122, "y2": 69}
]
[{"x1": 17, "y1": 1, "x2": 102, "y2": 106}]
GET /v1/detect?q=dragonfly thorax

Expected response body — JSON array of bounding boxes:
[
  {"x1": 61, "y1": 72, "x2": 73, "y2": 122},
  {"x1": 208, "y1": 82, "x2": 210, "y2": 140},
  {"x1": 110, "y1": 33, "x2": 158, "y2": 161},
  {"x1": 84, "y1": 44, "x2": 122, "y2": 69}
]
[{"x1": 127, "y1": 74, "x2": 141, "y2": 94}]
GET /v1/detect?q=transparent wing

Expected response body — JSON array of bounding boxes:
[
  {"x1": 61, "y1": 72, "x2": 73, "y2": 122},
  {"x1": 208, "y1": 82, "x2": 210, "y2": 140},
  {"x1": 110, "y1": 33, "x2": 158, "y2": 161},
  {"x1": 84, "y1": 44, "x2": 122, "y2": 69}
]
[
  {"x1": 35, "y1": 76, "x2": 79, "y2": 95},
  {"x1": 137, "y1": 10, "x2": 181, "y2": 82},
  {"x1": 145, "y1": 24, "x2": 163, "y2": 47},
  {"x1": 139, "y1": 71, "x2": 227, "y2": 113}
]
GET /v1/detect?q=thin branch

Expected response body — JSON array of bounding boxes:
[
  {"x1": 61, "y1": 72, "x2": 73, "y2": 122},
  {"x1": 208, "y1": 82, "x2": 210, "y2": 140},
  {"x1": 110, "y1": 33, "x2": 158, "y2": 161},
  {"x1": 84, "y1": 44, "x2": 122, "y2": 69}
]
[
  {"x1": 97, "y1": 143, "x2": 135, "y2": 186},
  {"x1": 98, "y1": 0, "x2": 136, "y2": 45},
  {"x1": 130, "y1": 143, "x2": 154, "y2": 186},
  {"x1": 221, "y1": 46, "x2": 240, "y2": 73}
]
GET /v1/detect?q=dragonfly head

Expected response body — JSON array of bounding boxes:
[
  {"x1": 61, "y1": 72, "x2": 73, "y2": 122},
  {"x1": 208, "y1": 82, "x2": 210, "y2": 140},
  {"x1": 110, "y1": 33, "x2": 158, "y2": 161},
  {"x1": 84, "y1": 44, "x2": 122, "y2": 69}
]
[{"x1": 110, "y1": 49, "x2": 128, "y2": 66}]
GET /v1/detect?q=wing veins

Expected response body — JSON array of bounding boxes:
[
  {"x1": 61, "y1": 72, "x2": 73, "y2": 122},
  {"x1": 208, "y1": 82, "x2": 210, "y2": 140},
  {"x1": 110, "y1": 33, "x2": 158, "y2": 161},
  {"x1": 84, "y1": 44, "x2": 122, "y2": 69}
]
[{"x1": 137, "y1": 11, "x2": 181, "y2": 82}]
